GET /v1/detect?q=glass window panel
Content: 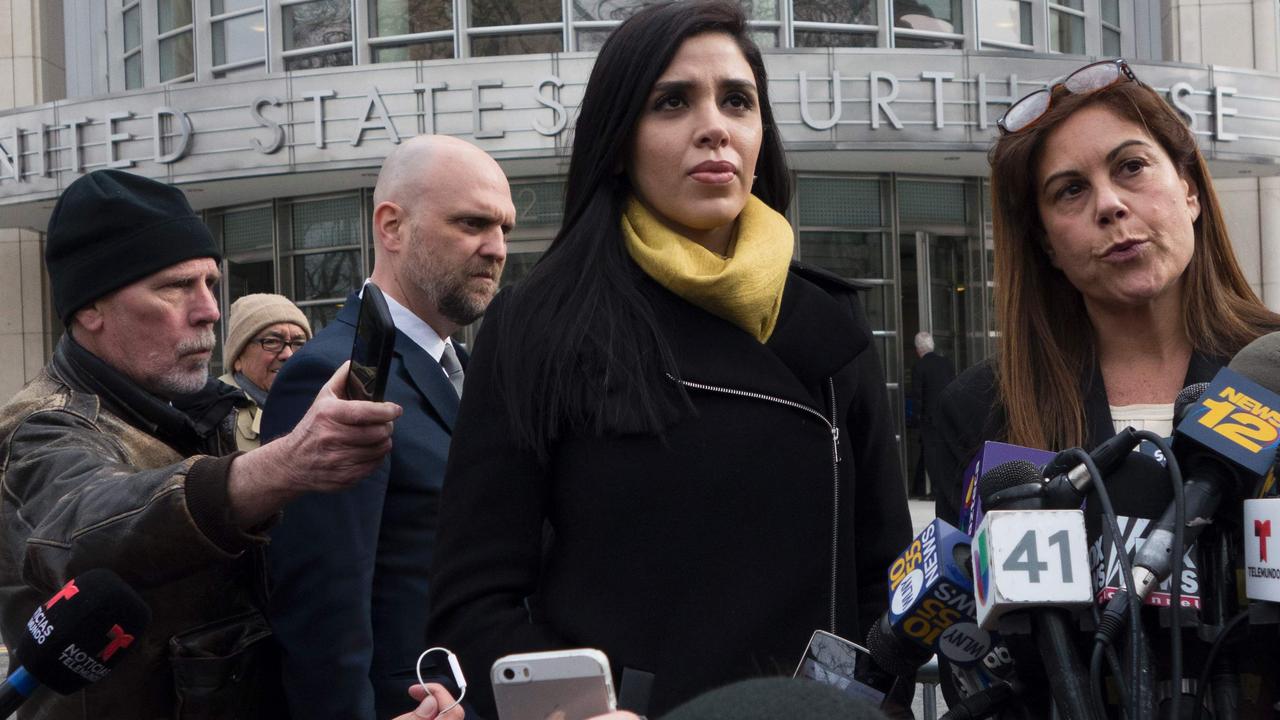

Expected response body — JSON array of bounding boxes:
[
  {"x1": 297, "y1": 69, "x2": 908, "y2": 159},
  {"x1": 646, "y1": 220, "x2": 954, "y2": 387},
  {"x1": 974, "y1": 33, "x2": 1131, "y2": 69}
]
[
  {"x1": 303, "y1": 303, "x2": 342, "y2": 331},
  {"x1": 1101, "y1": 0, "x2": 1120, "y2": 25},
  {"x1": 1050, "y1": 10, "x2": 1084, "y2": 54},
  {"x1": 160, "y1": 32, "x2": 194, "y2": 80},
  {"x1": 510, "y1": 180, "x2": 565, "y2": 227},
  {"x1": 794, "y1": 0, "x2": 875, "y2": 25},
  {"x1": 742, "y1": 0, "x2": 780, "y2": 19},
  {"x1": 980, "y1": 0, "x2": 1031, "y2": 45},
  {"x1": 371, "y1": 0, "x2": 451, "y2": 36},
  {"x1": 860, "y1": 284, "x2": 894, "y2": 331},
  {"x1": 287, "y1": 196, "x2": 362, "y2": 250},
  {"x1": 223, "y1": 207, "x2": 274, "y2": 255},
  {"x1": 292, "y1": 251, "x2": 361, "y2": 301},
  {"x1": 284, "y1": 48, "x2": 353, "y2": 69},
  {"x1": 158, "y1": 0, "x2": 193, "y2": 32},
  {"x1": 212, "y1": 0, "x2": 260, "y2": 15},
  {"x1": 372, "y1": 40, "x2": 454, "y2": 61},
  {"x1": 471, "y1": 32, "x2": 563, "y2": 56},
  {"x1": 226, "y1": 259, "x2": 275, "y2": 303},
  {"x1": 125, "y1": 53, "x2": 144, "y2": 87},
  {"x1": 1103, "y1": 27, "x2": 1121, "y2": 56},
  {"x1": 797, "y1": 177, "x2": 882, "y2": 227},
  {"x1": 750, "y1": 28, "x2": 778, "y2": 47},
  {"x1": 213, "y1": 13, "x2": 266, "y2": 65},
  {"x1": 469, "y1": 0, "x2": 560, "y2": 27},
  {"x1": 283, "y1": 0, "x2": 352, "y2": 50},
  {"x1": 1057, "y1": 0, "x2": 1083, "y2": 10},
  {"x1": 795, "y1": 29, "x2": 876, "y2": 47},
  {"x1": 124, "y1": 6, "x2": 141, "y2": 49},
  {"x1": 575, "y1": 28, "x2": 614, "y2": 51},
  {"x1": 894, "y1": 0, "x2": 961, "y2": 32},
  {"x1": 799, "y1": 231, "x2": 886, "y2": 280},
  {"x1": 899, "y1": 181, "x2": 965, "y2": 224},
  {"x1": 573, "y1": 0, "x2": 643, "y2": 21},
  {"x1": 894, "y1": 34, "x2": 961, "y2": 48},
  {"x1": 499, "y1": 251, "x2": 542, "y2": 290}
]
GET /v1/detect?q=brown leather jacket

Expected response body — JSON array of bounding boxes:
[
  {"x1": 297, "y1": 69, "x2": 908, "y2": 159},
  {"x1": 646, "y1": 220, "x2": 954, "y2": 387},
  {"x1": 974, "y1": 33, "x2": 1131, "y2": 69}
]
[{"x1": 0, "y1": 337, "x2": 279, "y2": 719}]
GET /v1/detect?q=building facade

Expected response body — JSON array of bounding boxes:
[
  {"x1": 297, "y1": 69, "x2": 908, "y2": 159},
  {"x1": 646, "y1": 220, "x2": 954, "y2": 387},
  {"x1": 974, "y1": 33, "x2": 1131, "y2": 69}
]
[{"x1": 3, "y1": 0, "x2": 1280, "y2": 473}]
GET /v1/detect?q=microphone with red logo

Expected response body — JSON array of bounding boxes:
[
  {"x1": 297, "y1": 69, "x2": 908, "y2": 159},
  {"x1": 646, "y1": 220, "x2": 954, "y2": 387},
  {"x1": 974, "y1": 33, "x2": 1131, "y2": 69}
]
[{"x1": 1, "y1": 569, "x2": 151, "y2": 716}]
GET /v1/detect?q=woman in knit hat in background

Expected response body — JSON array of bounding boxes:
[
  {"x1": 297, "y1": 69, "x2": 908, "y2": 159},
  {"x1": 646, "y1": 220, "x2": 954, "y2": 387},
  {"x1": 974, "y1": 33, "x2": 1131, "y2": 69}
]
[{"x1": 219, "y1": 293, "x2": 311, "y2": 450}]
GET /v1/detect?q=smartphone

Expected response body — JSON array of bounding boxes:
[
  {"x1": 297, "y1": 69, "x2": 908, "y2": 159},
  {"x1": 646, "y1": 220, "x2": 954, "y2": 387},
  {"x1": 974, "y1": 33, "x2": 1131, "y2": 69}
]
[
  {"x1": 491, "y1": 649, "x2": 617, "y2": 720},
  {"x1": 793, "y1": 630, "x2": 897, "y2": 707},
  {"x1": 346, "y1": 282, "x2": 396, "y2": 402}
]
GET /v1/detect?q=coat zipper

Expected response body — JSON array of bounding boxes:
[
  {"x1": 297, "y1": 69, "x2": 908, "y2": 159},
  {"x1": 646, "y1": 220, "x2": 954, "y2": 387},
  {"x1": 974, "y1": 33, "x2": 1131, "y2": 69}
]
[{"x1": 667, "y1": 374, "x2": 843, "y2": 633}]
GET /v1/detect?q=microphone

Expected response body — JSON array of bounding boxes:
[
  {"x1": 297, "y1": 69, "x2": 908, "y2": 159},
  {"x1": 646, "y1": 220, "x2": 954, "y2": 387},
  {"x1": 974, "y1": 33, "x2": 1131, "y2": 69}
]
[
  {"x1": 1098, "y1": 333, "x2": 1280, "y2": 643},
  {"x1": 1, "y1": 569, "x2": 151, "y2": 715},
  {"x1": 1244, "y1": 498, "x2": 1280, "y2": 602},
  {"x1": 972, "y1": 462, "x2": 1095, "y2": 720}
]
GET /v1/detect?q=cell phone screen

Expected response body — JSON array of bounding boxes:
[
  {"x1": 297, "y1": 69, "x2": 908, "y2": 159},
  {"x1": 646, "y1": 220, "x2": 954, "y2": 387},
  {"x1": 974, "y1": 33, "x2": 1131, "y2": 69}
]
[
  {"x1": 347, "y1": 283, "x2": 395, "y2": 402},
  {"x1": 794, "y1": 630, "x2": 895, "y2": 706}
]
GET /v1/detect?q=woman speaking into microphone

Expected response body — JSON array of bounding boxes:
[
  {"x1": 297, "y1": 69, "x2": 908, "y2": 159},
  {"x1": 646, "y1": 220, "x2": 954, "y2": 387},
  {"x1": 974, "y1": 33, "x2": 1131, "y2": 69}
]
[
  {"x1": 927, "y1": 59, "x2": 1280, "y2": 716},
  {"x1": 426, "y1": 1, "x2": 909, "y2": 716}
]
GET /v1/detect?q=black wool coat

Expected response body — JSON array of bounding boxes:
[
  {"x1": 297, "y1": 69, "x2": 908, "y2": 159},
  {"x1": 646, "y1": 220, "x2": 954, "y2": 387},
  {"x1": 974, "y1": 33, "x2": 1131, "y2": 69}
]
[{"x1": 427, "y1": 263, "x2": 911, "y2": 718}]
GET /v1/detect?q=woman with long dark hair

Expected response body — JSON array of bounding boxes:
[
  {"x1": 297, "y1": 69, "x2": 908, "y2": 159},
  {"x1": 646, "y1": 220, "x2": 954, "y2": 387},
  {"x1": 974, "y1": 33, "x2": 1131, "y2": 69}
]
[
  {"x1": 426, "y1": 2, "x2": 909, "y2": 716},
  {"x1": 928, "y1": 59, "x2": 1280, "y2": 716}
]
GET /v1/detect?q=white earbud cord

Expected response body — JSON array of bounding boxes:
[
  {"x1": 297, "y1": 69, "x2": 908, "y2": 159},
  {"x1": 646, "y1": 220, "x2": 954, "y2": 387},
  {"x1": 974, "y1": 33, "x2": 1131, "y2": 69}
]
[{"x1": 416, "y1": 646, "x2": 467, "y2": 716}]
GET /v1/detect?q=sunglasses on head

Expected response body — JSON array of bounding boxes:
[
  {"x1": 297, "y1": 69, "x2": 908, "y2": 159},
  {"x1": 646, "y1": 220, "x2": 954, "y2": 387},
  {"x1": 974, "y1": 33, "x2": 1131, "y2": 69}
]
[{"x1": 997, "y1": 59, "x2": 1138, "y2": 135}]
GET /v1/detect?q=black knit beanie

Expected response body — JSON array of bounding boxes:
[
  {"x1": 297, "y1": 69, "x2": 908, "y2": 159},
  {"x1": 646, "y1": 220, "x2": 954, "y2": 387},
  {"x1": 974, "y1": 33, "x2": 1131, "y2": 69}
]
[{"x1": 45, "y1": 170, "x2": 222, "y2": 325}]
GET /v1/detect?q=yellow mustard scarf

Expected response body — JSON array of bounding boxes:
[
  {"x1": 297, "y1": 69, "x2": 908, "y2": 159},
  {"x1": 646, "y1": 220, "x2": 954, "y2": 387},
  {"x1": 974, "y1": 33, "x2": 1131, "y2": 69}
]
[{"x1": 621, "y1": 195, "x2": 794, "y2": 342}]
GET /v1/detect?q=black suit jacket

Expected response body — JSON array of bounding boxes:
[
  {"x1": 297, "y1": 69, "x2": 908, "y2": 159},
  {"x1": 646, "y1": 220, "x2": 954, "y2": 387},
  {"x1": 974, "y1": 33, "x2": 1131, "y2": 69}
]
[
  {"x1": 911, "y1": 351, "x2": 955, "y2": 426},
  {"x1": 261, "y1": 292, "x2": 464, "y2": 719}
]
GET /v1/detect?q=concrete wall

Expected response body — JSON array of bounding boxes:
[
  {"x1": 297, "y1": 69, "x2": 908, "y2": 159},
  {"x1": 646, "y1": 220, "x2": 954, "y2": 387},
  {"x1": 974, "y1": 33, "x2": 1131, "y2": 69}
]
[
  {"x1": 1165, "y1": 0, "x2": 1280, "y2": 311},
  {"x1": 1, "y1": 0, "x2": 63, "y2": 400}
]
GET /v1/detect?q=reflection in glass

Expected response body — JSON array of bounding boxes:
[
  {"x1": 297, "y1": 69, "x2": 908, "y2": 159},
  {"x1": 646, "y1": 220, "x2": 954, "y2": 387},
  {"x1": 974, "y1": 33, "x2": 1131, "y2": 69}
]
[
  {"x1": 1050, "y1": 10, "x2": 1084, "y2": 53},
  {"x1": 371, "y1": 0, "x2": 451, "y2": 36},
  {"x1": 160, "y1": 32, "x2": 194, "y2": 80},
  {"x1": 751, "y1": 29, "x2": 778, "y2": 47},
  {"x1": 227, "y1": 260, "x2": 274, "y2": 304},
  {"x1": 1103, "y1": 27, "x2": 1120, "y2": 56},
  {"x1": 499, "y1": 252, "x2": 541, "y2": 290},
  {"x1": 471, "y1": 32, "x2": 563, "y2": 56},
  {"x1": 572, "y1": 0, "x2": 644, "y2": 21},
  {"x1": 1101, "y1": 0, "x2": 1120, "y2": 25},
  {"x1": 372, "y1": 40, "x2": 454, "y2": 62},
  {"x1": 511, "y1": 180, "x2": 565, "y2": 227},
  {"x1": 469, "y1": 0, "x2": 560, "y2": 27},
  {"x1": 284, "y1": 49, "x2": 354, "y2": 69},
  {"x1": 213, "y1": 13, "x2": 266, "y2": 65},
  {"x1": 293, "y1": 251, "x2": 361, "y2": 301},
  {"x1": 212, "y1": 0, "x2": 261, "y2": 15},
  {"x1": 894, "y1": 0, "x2": 961, "y2": 32},
  {"x1": 799, "y1": 231, "x2": 886, "y2": 279},
  {"x1": 794, "y1": 0, "x2": 875, "y2": 25},
  {"x1": 303, "y1": 304, "x2": 342, "y2": 332},
  {"x1": 283, "y1": 0, "x2": 352, "y2": 50},
  {"x1": 979, "y1": 0, "x2": 1031, "y2": 45},
  {"x1": 124, "y1": 6, "x2": 141, "y2": 49},
  {"x1": 289, "y1": 196, "x2": 361, "y2": 250},
  {"x1": 575, "y1": 29, "x2": 614, "y2": 51},
  {"x1": 125, "y1": 52, "x2": 143, "y2": 88},
  {"x1": 795, "y1": 29, "x2": 876, "y2": 47},
  {"x1": 158, "y1": 0, "x2": 193, "y2": 32}
]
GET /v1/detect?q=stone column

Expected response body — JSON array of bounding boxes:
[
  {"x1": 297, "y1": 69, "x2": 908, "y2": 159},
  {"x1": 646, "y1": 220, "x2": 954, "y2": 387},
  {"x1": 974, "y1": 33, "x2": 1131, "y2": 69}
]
[{"x1": 0, "y1": 0, "x2": 64, "y2": 399}]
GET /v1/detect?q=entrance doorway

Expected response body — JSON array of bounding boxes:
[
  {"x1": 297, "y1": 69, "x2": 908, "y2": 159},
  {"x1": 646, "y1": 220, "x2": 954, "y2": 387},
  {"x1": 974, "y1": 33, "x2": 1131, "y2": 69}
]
[{"x1": 899, "y1": 230, "x2": 982, "y2": 498}]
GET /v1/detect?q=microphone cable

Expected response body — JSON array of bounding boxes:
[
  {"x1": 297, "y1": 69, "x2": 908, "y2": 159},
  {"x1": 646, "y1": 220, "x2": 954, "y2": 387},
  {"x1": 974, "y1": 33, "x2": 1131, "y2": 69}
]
[
  {"x1": 1061, "y1": 447, "x2": 1147, "y2": 720},
  {"x1": 1190, "y1": 609, "x2": 1249, "y2": 720},
  {"x1": 1133, "y1": 430, "x2": 1186, "y2": 720}
]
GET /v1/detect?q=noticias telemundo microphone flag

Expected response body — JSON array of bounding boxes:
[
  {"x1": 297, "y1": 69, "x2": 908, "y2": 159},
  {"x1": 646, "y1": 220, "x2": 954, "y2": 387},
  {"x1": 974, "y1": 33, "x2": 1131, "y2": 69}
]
[{"x1": 1244, "y1": 498, "x2": 1280, "y2": 602}]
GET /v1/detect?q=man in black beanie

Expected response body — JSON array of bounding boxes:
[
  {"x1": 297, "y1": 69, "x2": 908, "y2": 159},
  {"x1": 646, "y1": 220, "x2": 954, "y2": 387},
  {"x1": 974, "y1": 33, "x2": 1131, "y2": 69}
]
[{"x1": 0, "y1": 170, "x2": 414, "y2": 718}]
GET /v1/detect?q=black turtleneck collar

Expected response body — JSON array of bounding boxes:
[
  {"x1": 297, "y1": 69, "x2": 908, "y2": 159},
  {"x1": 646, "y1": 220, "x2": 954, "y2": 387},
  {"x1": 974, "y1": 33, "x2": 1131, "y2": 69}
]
[{"x1": 53, "y1": 335, "x2": 246, "y2": 456}]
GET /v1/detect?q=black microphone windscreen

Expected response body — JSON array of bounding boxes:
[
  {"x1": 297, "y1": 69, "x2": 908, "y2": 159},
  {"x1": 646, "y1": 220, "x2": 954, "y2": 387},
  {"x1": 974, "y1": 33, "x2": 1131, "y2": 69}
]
[
  {"x1": 14, "y1": 568, "x2": 152, "y2": 695},
  {"x1": 661, "y1": 677, "x2": 890, "y2": 720},
  {"x1": 1228, "y1": 331, "x2": 1280, "y2": 393},
  {"x1": 865, "y1": 614, "x2": 931, "y2": 678},
  {"x1": 978, "y1": 460, "x2": 1042, "y2": 507}
]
